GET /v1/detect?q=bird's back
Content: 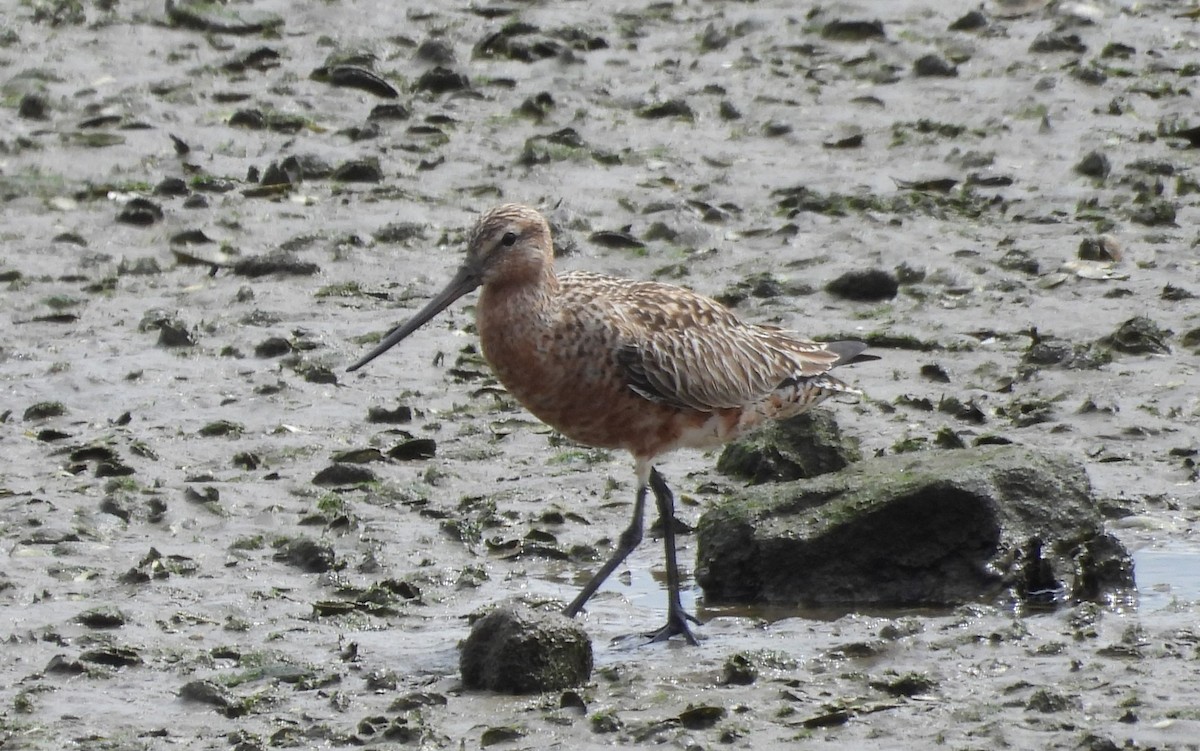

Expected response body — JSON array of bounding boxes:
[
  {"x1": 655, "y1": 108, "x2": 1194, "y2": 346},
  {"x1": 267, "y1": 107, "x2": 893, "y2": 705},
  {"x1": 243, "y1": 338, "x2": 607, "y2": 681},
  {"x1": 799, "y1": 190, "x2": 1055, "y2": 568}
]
[{"x1": 560, "y1": 271, "x2": 860, "y2": 409}]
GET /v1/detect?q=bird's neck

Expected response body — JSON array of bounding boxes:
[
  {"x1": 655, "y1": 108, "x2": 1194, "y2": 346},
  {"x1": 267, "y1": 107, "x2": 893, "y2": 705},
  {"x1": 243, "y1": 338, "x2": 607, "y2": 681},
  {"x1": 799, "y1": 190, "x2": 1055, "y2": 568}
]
[{"x1": 477, "y1": 266, "x2": 560, "y2": 363}]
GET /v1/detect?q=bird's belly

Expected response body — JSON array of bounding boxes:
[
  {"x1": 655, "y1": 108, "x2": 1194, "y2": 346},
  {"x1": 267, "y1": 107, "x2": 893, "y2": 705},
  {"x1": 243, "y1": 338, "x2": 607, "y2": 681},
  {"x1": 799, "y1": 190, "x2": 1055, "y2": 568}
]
[
  {"x1": 479, "y1": 308, "x2": 743, "y2": 458},
  {"x1": 501, "y1": 364, "x2": 742, "y2": 457}
]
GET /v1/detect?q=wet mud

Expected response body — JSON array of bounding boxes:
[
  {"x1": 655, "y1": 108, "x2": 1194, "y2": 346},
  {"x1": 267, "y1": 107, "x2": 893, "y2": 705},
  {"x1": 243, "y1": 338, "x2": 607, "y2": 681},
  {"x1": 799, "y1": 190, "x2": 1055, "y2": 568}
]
[{"x1": 2, "y1": 1, "x2": 1199, "y2": 749}]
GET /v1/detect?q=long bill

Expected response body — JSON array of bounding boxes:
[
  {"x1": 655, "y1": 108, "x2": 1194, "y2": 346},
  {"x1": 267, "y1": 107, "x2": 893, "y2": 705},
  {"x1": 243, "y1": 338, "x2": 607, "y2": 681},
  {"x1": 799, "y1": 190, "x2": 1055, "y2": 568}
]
[{"x1": 347, "y1": 264, "x2": 481, "y2": 372}]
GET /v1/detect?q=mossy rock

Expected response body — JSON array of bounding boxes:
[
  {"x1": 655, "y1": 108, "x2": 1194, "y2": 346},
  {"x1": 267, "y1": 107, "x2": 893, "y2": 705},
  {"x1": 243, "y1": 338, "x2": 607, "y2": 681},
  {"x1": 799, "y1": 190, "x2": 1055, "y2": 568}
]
[{"x1": 697, "y1": 445, "x2": 1132, "y2": 608}]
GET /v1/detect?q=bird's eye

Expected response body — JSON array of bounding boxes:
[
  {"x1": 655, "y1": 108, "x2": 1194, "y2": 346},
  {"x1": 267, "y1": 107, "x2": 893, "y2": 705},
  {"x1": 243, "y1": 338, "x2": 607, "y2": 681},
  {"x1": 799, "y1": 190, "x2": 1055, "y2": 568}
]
[{"x1": 500, "y1": 232, "x2": 517, "y2": 247}]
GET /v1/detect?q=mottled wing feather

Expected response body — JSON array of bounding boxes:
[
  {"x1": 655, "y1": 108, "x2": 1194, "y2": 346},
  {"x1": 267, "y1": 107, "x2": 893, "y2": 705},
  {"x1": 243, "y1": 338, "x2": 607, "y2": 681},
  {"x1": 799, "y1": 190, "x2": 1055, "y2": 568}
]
[{"x1": 561, "y1": 271, "x2": 843, "y2": 413}]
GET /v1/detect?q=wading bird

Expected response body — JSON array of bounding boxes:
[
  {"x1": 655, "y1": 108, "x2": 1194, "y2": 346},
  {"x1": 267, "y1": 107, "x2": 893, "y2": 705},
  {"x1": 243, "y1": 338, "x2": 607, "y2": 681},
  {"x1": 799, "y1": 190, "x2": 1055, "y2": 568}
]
[{"x1": 349, "y1": 204, "x2": 873, "y2": 644}]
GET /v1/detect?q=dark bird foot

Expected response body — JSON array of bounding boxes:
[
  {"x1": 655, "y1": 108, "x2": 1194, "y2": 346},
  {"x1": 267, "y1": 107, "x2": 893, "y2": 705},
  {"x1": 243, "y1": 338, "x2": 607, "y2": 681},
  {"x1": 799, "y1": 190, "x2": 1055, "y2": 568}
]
[{"x1": 645, "y1": 607, "x2": 702, "y2": 645}]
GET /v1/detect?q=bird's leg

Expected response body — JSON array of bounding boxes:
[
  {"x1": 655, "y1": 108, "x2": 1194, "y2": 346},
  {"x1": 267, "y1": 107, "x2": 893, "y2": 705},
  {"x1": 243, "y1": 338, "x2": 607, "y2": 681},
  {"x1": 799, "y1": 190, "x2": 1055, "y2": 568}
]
[
  {"x1": 646, "y1": 468, "x2": 701, "y2": 645},
  {"x1": 563, "y1": 481, "x2": 646, "y2": 618}
]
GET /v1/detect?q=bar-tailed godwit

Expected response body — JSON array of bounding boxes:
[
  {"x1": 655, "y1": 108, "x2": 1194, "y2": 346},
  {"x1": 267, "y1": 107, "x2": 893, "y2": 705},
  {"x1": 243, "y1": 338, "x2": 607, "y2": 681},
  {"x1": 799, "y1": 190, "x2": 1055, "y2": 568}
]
[{"x1": 349, "y1": 204, "x2": 873, "y2": 644}]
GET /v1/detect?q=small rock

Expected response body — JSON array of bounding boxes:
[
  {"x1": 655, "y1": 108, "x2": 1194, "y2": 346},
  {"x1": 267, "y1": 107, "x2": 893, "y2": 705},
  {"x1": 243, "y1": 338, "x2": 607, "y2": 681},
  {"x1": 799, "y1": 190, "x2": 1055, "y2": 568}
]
[
  {"x1": 366, "y1": 405, "x2": 412, "y2": 424},
  {"x1": 460, "y1": 601, "x2": 592, "y2": 693},
  {"x1": 1025, "y1": 687, "x2": 1082, "y2": 713},
  {"x1": 116, "y1": 198, "x2": 164, "y2": 226},
  {"x1": 79, "y1": 646, "x2": 143, "y2": 667},
  {"x1": 313, "y1": 65, "x2": 398, "y2": 99},
  {"x1": 1129, "y1": 199, "x2": 1176, "y2": 227},
  {"x1": 232, "y1": 251, "x2": 320, "y2": 277},
  {"x1": 1077, "y1": 235, "x2": 1121, "y2": 262},
  {"x1": 678, "y1": 705, "x2": 726, "y2": 730},
  {"x1": 313, "y1": 463, "x2": 377, "y2": 486},
  {"x1": 373, "y1": 222, "x2": 427, "y2": 244},
  {"x1": 1074, "y1": 150, "x2": 1110, "y2": 179},
  {"x1": 155, "y1": 178, "x2": 190, "y2": 196},
  {"x1": 197, "y1": 420, "x2": 242, "y2": 437},
  {"x1": 1180, "y1": 327, "x2": 1200, "y2": 353},
  {"x1": 913, "y1": 54, "x2": 957, "y2": 77},
  {"x1": 413, "y1": 66, "x2": 469, "y2": 94},
  {"x1": 721, "y1": 653, "x2": 758, "y2": 685},
  {"x1": 368, "y1": 103, "x2": 411, "y2": 122},
  {"x1": 1103, "y1": 316, "x2": 1171, "y2": 355},
  {"x1": 637, "y1": 99, "x2": 695, "y2": 121},
  {"x1": 18, "y1": 93, "x2": 49, "y2": 120},
  {"x1": 1161, "y1": 284, "x2": 1195, "y2": 301},
  {"x1": 920, "y1": 364, "x2": 951, "y2": 383},
  {"x1": 180, "y1": 679, "x2": 237, "y2": 709},
  {"x1": 415, "y1": 38, "x2": 456, "y2": 65},
  {"x1": 45, "y1": 655, "x2": 87, "y2": 675},
  {"x1": 1029, "y1": 32, "x2": 1087, "y2": 54},
  {"x1": 156, "y1": 318, "x2": 196, "y2": 347},
  {"x1": 825, "y1": 269, "x2": 899, "y2": 301},
  {"x1": 166, "y1": 0, "x2": 283, "y2": 34},
  {"x1": 948, "y1": 11, "x2": 988, "y2": 31},
  {"x1": 275, "y1": 537, "x2": 337, "y2": 573},
  {"x1": 869, "y1": 671, "x2": 937, "y2": 697},
  {"x1": 762, "y1": 120, "x2": 792, "y2": 137},
  {"x1": 821, "y1": 19, "x2": 886, "y2": 41},
  {"x1": 331, "y1": 158, "x2": 383, "y2": 183},
  {"x1": 24, "y1": 401, "x2": 67, "y2": 420},
  {"x1": 998, "y1": 248, "x2": 1038, "y2": 275},
  {"x1": 254, "y1": 337, "x2": 292, "y2": 358},
  {"x1": 388, "y1": 439, "x2": 436, "y2": 461},
  {"x1": 76, "y1": 606, "x2": 127, "y2": 629},
  {"x1": 1071, "y1": 64, "x2": 1107, "y2": 86}
]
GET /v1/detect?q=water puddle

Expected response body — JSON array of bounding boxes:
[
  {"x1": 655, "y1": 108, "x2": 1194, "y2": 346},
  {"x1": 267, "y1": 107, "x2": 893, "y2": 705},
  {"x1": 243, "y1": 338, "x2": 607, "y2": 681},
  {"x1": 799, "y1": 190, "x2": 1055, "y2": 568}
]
[
  {"x1": 1132, "y1": 543, "x2": 1200, "y2": 611},
  {"x1": 592, "y1": 542, "x2": 1200, "y2": 623}
]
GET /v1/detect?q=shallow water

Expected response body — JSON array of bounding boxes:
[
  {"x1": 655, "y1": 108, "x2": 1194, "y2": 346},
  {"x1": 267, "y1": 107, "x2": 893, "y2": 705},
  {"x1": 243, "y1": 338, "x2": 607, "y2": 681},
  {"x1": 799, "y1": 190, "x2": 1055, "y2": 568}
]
[{"x1": 1133, "y1": 543, "x2": 1200, "y2": 612}]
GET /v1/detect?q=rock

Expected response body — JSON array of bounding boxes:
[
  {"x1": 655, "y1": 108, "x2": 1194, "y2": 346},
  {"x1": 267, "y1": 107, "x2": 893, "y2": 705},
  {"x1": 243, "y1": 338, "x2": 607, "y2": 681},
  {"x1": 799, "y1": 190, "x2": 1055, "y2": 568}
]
[
  {"x1": 24, "y1": 401, "x2": 67, "y2": 420},
  {"x1": 1029, "y1": 32, "x2": 1087, "y2": 54},
  {"x1": 76, "y1": 605, "x2": 127, "y2": 629},
  {"x1": 275, "y1": 537, "x2": 337, "y2": 573},
  {"x1": 913, "y1": 54, "x2": 957, "y2": 77},
  {"x1": 312, "y1": 463, "x2": 377, "y2": 486},
  {"x1": 18, "y1": 93, "x2": 49, "y2": 120},
  {"x1": 1129, "y1": 199, "x2": 1176, "y2": 227},
  {"x1": 1161, "y1": 284, "x2": 1194, "y2": 301},
  {"x1": 1019, "y1": 336, "x2": 1111, "y2": 374},
  {"x1": 166, "y1": 0, "x2": 283, "y2": 35},
  {"x1": 1074, "y1": 150, "x2": 1110, "y2": 179},
  {"x1": 366, "y1": 405, "x2": 412, "y2": 424},
  {"x1": 460, "y1": 601, "x2": 592, "y2": 694},
  {"x1": 948, "y1": 11, "x2": 988, "y2": 31},
  {"x1": 413, "y1": 66, "x2": 469, "y2": 94},
  {"x1": 232, "y1": 251, "x2": 320, "y2": 277},
  {"x1": 1077, "y1": 235, "x2": 1121, "y2": 262},
  {"x1": 821, "y1": 19, "x2": 886, "y2": 41},
  {"x1": 1102, "y1": 316, "x2": 1171, "y2": 355},
  {"x1": 331, "y1": 158, "x2": 383, "y2": 183},
  {"x1": 695, "y1": 446, "x2": 1133, "y2": 608},
  {"x1": 116, "y1": 197, "x2": 164, "y2": 226},
  {"x1": 1181, "y1": 327, "x2": 1200, "y2": 353},
  {"x1": 825, "y1": 269, "x2": 899, "y2": 301},
  {"x1": 716, "y1": 410, "x2": 860, "y2": 483},
  {"x1": 415, "y1": 38, "x2": 456, "y2": 65},
  {"x1": 254, "y1": 336, "x2": 292, "y2": 357}
]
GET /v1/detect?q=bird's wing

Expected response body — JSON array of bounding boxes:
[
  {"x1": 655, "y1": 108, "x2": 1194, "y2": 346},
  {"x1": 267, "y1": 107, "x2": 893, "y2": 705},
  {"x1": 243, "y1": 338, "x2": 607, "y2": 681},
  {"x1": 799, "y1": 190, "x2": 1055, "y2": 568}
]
[{"x1": 562, "y1": 273, "x2": 840, "y2": 413}]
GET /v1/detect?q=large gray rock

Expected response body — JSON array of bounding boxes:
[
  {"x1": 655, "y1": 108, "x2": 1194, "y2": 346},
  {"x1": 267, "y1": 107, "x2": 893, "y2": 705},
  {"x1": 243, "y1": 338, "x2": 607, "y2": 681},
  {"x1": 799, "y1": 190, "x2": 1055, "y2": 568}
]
[
  {"x1": 696, "y1": 446, "x2": 1133, "y2": 608},
  {"x1": 460, "y1": 601, "x2": 592, "y2": 694}
]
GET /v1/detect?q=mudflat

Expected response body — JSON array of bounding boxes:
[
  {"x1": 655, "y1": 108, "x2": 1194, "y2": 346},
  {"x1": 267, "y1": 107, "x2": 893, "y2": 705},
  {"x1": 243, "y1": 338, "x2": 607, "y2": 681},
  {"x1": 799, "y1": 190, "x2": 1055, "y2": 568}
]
[{"x1": 2, "y1": 1, "x2": 1197, "y2": 748}]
